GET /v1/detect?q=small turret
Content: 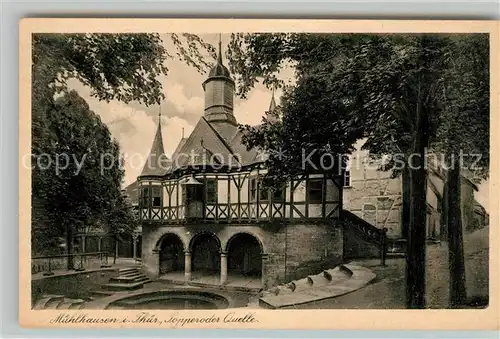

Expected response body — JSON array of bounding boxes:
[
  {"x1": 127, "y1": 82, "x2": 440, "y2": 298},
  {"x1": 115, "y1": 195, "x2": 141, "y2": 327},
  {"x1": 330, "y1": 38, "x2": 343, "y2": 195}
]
[
  {"x1": 139, "y1": 109, "x2": 170, "y2": 177},
  {"x1": 202, "y1": 34, "x2": 236, "y2": 127}
]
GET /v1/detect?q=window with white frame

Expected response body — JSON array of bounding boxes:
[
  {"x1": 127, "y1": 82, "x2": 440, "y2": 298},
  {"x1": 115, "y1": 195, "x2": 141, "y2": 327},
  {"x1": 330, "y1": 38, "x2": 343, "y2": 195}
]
[
  {"x1": 343, "y1": 169, "x2": 351, "y2": 187},
  {"x1": 151, "y1": 186, "x2": 162, "y2": 207}
]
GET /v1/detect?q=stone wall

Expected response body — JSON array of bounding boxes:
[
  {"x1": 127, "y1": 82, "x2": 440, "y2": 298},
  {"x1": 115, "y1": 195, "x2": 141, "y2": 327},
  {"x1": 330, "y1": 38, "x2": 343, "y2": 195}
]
[
  {"x1": 342, "y1": 223, "x2": 382, "y2": 261},
  {"x1": 344, "y1": 177, "x2": 402, "y2": 239},
  {"x1": 32, "y1": 269, "x2": 119, "y2": 304},
  {"x1": 282, "y1": 224, "x2": 343, "y2": 281},
  {"x1": 141, "y1": 222, "x2": 343, "y2": 289}
]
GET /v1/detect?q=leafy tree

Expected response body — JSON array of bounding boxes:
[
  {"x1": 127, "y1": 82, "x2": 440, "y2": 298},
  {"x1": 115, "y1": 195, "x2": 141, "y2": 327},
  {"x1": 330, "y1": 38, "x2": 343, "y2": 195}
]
[
  {"x1": 434, "y1": 34, "x2": 489, "y2": 307},
  {"x1": 35, "y1": 91, "x2": 128, "y2": 267},
  {"x1": 31, "y1": 33, "x2": 213, "y2": 265},
  {"x1": 103, "y1": 192, "x2": 140, "y2": 264},
  {"x1": 228, "y1": 33, "x2": 488, "y2": 308}
]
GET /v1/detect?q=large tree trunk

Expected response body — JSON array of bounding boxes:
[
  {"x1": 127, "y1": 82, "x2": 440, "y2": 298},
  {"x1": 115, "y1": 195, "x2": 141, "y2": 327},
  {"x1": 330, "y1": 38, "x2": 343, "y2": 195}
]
[
  {"x1": 401, "y1": 165, "x2": 411, "y2": 240},
  {"x1": 406, "y1": 104, "x2": 429, "y2": 308},
  {"x1": 406, "y1": 164, "x2": 428, "y2": 308},
  {"x1": 446, "y1": 154, "x2": 467, "y2": 307},
  {"x1": 440, "y1": 181, "x2": 448, "y2": 241}
]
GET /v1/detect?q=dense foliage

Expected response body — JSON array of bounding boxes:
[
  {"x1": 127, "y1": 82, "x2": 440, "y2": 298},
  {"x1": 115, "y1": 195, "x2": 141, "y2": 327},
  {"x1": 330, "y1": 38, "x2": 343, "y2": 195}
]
[
  {"x1": 228, "y1": 33, "x2": 489, "y2": 308},
  {"x1": 31, "y1": 33, "x2": 213, "y2": 257}
]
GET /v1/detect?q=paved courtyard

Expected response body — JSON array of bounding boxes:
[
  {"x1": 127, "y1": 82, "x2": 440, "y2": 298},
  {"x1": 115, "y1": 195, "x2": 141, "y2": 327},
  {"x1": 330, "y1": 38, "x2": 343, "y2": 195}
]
[
  {"x1": 279, "y1": 258, "x2": 406, "y2": 309},
  {"x1": 33, "y1": 226, "x2": 488, "y2": 310}
]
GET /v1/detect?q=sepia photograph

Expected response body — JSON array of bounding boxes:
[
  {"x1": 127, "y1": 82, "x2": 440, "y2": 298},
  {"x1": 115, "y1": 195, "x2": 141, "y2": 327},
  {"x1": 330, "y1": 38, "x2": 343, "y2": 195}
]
[{"x1": 19, "y1": 19, "x2": 498, "y2": 329}]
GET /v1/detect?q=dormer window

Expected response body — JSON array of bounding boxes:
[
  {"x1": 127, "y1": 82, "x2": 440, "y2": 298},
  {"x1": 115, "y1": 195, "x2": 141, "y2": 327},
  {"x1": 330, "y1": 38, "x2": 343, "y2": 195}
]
[
  {"x1": 152, "y1": 187, "x2": 162, "y2": 207},
  {"x1": 181, "y1": 176, "x2": 204, "y2": 219},
  {"x1": 204, "y1": 179, "x2": 217, "y2": 204},
  {"x1": 259, "y1": 182, "x2": 269, "y2": 202},
  {"x1": 141, "y1": 186, "x2": 151, "y2": 207},
  {"x1": 140, "y1": 185, "x2": 162, "y2": 208},
  {"x1": 250, "y1": 178, "x2": 258, "y2": 201},
  {"x1": 272, "y1": 187, "x2": 285, "y2": 202},
  {"x1": 308, "y1": 179, "x2": 323, "y2": 204}
]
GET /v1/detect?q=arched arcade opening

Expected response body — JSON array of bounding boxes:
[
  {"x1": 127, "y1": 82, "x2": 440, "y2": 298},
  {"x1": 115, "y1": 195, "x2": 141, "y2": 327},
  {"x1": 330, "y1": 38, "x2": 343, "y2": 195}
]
[
  {"x1": 190, "y1": 233, "x2": 221, "y2": 275},
  {"x1": 227, "y1": 233, "x2": 262, "y2": 277},
  {"x1": 158, "y1": 233, "x2": 185, "y2": 275}
]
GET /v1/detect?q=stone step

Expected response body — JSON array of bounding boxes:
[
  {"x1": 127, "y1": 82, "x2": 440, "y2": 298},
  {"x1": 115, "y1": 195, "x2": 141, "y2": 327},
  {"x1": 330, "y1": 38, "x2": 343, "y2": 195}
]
[
  {"x1": 33, "y1": 295, "x2": 65, "y2": 310},
  {"x1": 109, "y1": 275, "x2": 147, "y2": 283},
  {"x1": 119, "y1": 271, "x2": 141, "y2": 278},
  {"x1": 103, "y1": 278, "x2": 151, "y2": 291},
  {"x1": 69, "y1": 301, "x2": 85, "y2": 309},
  {"x1": 56, "y1": 301, "x2": 74, "y2": 310},
  {"x1": 33, "y1": 297, "x2": 51, "y2": 310},
  {"x1": 187, "y1": 280, "x2": 262, "y2": 293},
  {"x1": 54, "y1": 298, "x2": 85, "y2": 310},
  {"x1": 119, "y1": 268, "x2": 140, "y2": 274},
  {"x1": 90, "y1": 290, "x2": 114, "y2": 298},
  {"x1": 45, "y1": 298, "x2": 66, "y2": 309}
]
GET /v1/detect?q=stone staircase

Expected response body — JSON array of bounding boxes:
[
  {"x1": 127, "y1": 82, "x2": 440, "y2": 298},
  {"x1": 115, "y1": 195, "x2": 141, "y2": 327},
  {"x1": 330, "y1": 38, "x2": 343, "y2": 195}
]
[
  {"x1": 33, "y1": 267, "x2": 152, "y2": 309},
  {"x1": 33, "y1": 294, "x2": 87, "y2": 310},
  {"x1": 102, "y1": 267, "x2": 152, "y2": 291}
]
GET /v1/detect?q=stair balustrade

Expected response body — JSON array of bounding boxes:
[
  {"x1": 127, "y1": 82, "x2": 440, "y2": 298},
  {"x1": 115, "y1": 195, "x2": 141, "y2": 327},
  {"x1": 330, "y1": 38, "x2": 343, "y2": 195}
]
[
  {"x1": 341, "y1": 210, "x2": 388, "y2": 265},
  {"x1": 31, "y1": 252, "x2": 111, "y2": 276}
]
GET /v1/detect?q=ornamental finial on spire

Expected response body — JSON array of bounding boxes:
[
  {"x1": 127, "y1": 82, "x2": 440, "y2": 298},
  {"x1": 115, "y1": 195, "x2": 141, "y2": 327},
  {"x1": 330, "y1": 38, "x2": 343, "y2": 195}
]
[
  {"x1": 269, "y1": 88, "x2": 277, "y2": 112},
  {"x1": 217, "y1": 33, "x2": 223, "y2": 64}
]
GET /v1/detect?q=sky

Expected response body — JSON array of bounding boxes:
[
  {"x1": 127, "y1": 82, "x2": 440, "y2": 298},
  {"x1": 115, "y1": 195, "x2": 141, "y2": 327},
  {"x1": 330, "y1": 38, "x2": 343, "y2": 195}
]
[
  {"x1": 67, "y1": 33, "x2": 489, "y2": 212},
  {"x1": 68, "y1": 34, "x2": 290, "y2": 187}
]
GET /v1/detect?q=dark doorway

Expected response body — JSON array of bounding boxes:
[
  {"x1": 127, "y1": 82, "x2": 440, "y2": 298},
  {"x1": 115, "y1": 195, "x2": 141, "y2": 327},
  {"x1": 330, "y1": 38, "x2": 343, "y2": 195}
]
[
  {"x1": 117, "y1": 234, "x2": 134, "y2": 258},
  {"x1": 136, "y1": 235, "x2": 142, "y2": 258},
  {"x1": 191, "y1": 233, "x2": 221, "y2": 274},
  {"x1": 85, "y1": 236, "x2": 100, "y2": 253},
  {"x1": 101, "y1": 236, "x2": 116, "y2": 255},
  {"x1": 159, "y1": 234, "x2": 185, "y2": 275},
  {"x1": 227, "y1": 233, "x2": 262, "y2": 277}
]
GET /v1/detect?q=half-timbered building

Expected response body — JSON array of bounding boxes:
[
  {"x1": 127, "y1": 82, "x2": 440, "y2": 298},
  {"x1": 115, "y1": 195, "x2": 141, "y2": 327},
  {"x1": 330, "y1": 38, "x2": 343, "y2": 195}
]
[{"x1": 138, "y1": 40, "x2": 345, "y2": 289}]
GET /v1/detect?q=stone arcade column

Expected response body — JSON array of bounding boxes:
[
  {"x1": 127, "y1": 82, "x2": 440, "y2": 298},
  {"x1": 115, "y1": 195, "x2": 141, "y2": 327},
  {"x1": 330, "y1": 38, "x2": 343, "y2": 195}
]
[
  {"x1": 150, "y1": 249, "x2": 160, "y2": 279},
  {"x1": 220, "y1": 252, "x2": 228, "y2": 285},
  {"x1": 184, "y1": 251, "x2": 192, "y2": 282},
  {"x1": 261, "y1": 253, "x2": 269, "y2": 289},
  {"x1": 80, "y1": 235, "x2": 86, "y2": 253},
  {"x1": 132, "y1": 234, "x2": 138, "y2": 261}
]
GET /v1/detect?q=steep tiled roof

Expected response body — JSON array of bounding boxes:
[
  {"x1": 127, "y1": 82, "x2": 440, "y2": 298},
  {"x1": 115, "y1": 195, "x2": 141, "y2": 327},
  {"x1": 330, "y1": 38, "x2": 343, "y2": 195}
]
[
  {"x1": 140, "y1": 116, "x2": 170, "y2": 177},
  {"x1": 228, "y1": 129, "x2": 261, "y2": 166},
  {"x1": 170, "y1": 117, "x2": 239, "y2": 170},
  {"x1": 208, "y1": 38, "x2": 231, "y2": 78},
  {"x1": 172, "y1": 137, "x2": 187, "y2": 158},
  {"x1": 269, "y1": 90, "x2": 277, "y2": 112},
  {"x1": 208, "y1": 121, "x2": 239, "y2": 144},
  {"x1": 266, "y1": 90, "x2": 280, "y2": 124},
  {"x1": 124, "y1": 181, "x2": 139, "y2": 205}
]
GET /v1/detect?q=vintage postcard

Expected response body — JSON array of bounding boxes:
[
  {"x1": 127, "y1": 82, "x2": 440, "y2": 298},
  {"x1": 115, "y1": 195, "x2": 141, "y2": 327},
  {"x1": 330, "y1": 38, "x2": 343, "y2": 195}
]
[{"x1": 19, "y1": 19, "x2": 499, "y2": 330}]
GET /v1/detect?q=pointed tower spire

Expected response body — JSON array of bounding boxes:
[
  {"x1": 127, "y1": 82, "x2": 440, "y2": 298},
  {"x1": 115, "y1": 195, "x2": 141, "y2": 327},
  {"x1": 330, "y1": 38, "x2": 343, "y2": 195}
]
[
  {"x1": 269, "y1": 88, "x2": 277, "y2": 112},
  {"x1": 202, "y1": 33, "x2": 237, "y2": 130},
  {"x1": 217, "y1": 33, "x2": 223, "y2": 64},
  {"x1": 140, "y1": 106, "x2": 169, "y2": 177},
  {"x1": 266, "y1": 89, "x2": 279, "y2": 123}
]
